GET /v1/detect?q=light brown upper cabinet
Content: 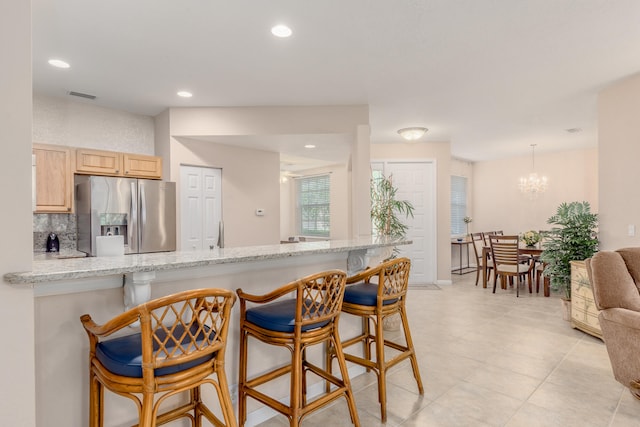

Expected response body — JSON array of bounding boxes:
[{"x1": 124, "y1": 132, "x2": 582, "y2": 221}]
[
  {"x1": 75, "y1": 148, "x2": 122, "y2": 176},
  {"x1": 123, "y1": 153, "x2": 162, "y2": 179},
  {"x1": 33, "y1": 143, "x2": 73, "y2": 213},
  {"x1": 75, "y1": 149, "x2": 162, "y2": 179}
]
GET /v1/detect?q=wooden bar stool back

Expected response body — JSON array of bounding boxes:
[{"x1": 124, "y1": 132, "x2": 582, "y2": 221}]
[
  {"x1": 237, "y1": 270, "x2": 360, "y2": 427},
  {"x1": 80, "y1": 288, "x2": 237, "y2": 427},
  {"x1": 329, "y1": 257, "x2": 424, "y2": 422}
]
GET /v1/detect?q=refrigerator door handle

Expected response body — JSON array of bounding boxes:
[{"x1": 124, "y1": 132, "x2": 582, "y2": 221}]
[
  {"x1": 130, "y1": 181, "x2": 138, "y2": 253},
  {"x1": 140, "y1": 184, "x2": 147, "y2": 230}
]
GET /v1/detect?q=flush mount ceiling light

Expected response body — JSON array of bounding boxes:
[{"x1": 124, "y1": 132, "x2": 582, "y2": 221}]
[
  {"x1": 48, "y1": 59, "x2": 70, "y2": 69},
  {"x1": 177, "y1": 91, "x2": 193, "y2": 98},
  {"x1": 397, "y1": 127, "x2": 428, "y2": 141},
  {"x1": 304, "y1": 144, "x2": 316, "y2": 149},
  {"x1": 271, "y1": 24, "x2": 292, "y2": 38},
  {"x1": 519, "y1": 144, "x2": 548, "y2": 198}
]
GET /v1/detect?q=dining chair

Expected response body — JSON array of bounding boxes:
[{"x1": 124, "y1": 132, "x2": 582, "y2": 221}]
[
  {"x1": 489, "y1": 235, "x2": 533, "y2": 297},
  {"x1": 471, "y1": 232, "x2": 493, "y2": 286},
  {"x1": 80, "y1": 288, "x2": 237, "y2": 427},
  {"x1": 328, "y1": 257, "x2": 423, "y2": 422},
  {"x1": 237, "y1": 270, "x2": 360, "y2": 427}
]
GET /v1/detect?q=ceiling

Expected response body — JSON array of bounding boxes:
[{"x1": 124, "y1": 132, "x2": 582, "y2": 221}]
[{"x1": 32, "y1": 0, "x2": 640, "y2": 165}]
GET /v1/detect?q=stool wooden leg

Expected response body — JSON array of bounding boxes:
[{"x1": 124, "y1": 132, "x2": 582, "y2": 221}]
[
  {"x1": 400, "y1": 306, "x2": 424, "y2": 394},
  {"x1": 89, "y1": 370, "x2": 103, "y2": 427},
  {"x1": 362, "y1": 317, "x2": 371, "y2": 370},
  {"x1": 375, "y1": 314, "x2": 387, "y2": 422},
  {"x1": 238, "y1": 329, "x2": 248, "y2": 427},
  {"x1": 215, "y1": 365, "x2": 238, "y2": 427},
  {"x1": 332, "y1": 329, "x2": 361, "y2": 427},
  {"x1": 290, "y1": 342, "x2": 302, "y2": 427},
  {"x1": 139, "y1": 392, "x2": 154, "y2": 427}
]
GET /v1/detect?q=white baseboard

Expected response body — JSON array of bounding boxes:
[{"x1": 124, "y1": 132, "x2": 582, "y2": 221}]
[{"x1": 436, "y1": 279, "x2": 452, "y2": 286}]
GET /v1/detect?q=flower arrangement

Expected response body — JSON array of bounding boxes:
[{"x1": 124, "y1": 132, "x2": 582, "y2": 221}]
[
  {"x1": 521, "y1": 230, "x2": 541, "y2": 246},
  {"x1": 463, "y1": 216, "x2": 472, "y2": 236}
]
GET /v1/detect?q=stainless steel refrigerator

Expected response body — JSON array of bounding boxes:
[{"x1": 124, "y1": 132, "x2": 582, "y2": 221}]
[{"x1": 75, "y1": 175, "x2": 176, "y2": 256}]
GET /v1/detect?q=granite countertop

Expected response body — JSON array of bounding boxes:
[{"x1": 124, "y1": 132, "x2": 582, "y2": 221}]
[{"x1": 5, "y1": 237, "x2": 410, "y2": 285}]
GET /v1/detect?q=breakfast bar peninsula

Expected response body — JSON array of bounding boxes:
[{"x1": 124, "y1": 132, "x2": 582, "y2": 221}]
[{"x1": 5, "y1": 237, "x2": 409, "y2": 427}]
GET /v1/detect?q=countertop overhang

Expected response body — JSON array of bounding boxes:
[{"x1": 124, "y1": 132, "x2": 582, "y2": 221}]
[{"x1": 5, "y1": 237, "x2": 410, "y2": 285}]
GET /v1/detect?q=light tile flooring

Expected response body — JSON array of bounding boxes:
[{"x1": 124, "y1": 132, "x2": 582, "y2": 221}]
[{"x1": 256, "y1": 272, "x2": 640, "y2": 426}]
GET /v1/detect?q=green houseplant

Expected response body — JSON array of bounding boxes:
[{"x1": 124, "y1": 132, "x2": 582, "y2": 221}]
[
  {"x1": 370, "y1": 173, "x2": 414, "y2": 239},
  {"x1": 540, "y1": 201, "x2": 598, "y2": 301}
]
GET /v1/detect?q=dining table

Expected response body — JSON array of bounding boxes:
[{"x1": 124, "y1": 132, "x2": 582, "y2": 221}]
[{"x1": 482, "y1": 244, "x2": 550, "y2": 296}]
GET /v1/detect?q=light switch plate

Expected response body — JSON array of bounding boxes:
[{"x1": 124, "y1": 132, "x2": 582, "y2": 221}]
[{"x1": 629, "y1": 224, "x2": 635, "y2": 237}]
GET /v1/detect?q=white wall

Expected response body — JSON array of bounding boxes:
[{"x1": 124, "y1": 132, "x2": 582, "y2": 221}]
[
  {"x1": 599, "y1": 72, "x2": 640, "y2": 250},
  {"x1": 157, "y1": 106, "x2": 370, "y2": 246},
  {"x1": 473, "y1": 148, "x2": 598, "y2": 235},
  {"x1": 0, "y1": 0, "x2": 36, "y2": 425},
  {"x1": 171, "y1": 137, "x2": 281, "y2": 247},
  {"x1": 280, "y1": 163, "x2": 351, "y2": 241},
  {"x1": 33, "y1": 94, "x2": 155, "y2": 154}
]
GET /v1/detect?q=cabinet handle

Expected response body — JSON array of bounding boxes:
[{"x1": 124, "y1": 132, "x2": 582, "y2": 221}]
[
  {"x1": 67, "y1": 207, "x2": 71, "y2": 211},
  {"x1": 115, "y1": 169, "x2": 119, "y2": 173},
  {"x1": 125, "y1": 171, "x2": 129, "y2": 174}
]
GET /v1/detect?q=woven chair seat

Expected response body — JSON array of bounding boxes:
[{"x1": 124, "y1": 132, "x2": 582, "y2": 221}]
[
  {"x1": 95, "y1": 324, "x2": 214, "y2": 378},
  {"x1": 245, "y1": 298, "x2": 330, "y2": 332},
  {"x1": 343, "y1": 282, "x2": 398, "y2": 306}
]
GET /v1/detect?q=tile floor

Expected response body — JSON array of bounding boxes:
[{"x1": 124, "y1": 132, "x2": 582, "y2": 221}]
[{"x1": 255, "y1": 272, "x2": 640, "y2": 426}]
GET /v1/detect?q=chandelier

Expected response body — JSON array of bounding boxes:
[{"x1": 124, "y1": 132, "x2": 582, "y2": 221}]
[{"x1": 519, "y1": 144, "x2": 548, "y2": 196}]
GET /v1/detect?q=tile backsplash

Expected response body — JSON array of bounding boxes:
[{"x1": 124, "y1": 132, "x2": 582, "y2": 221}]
[{"x1": 33, "y1": 214, "x2": 77, "y2": 252}]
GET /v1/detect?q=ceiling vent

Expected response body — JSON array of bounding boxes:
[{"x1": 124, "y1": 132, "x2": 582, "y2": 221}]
[{"x1": 68, "y1": 91, "x2": 97, "y2": 100}]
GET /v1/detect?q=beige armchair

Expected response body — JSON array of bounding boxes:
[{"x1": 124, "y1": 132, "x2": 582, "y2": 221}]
[{"x1": 586, "y1": 247, "x2": 640, "y2": 399}]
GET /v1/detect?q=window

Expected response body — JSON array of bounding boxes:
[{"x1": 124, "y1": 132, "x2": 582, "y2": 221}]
[
  {"x1": 296, "y1": 174, "x2": 330, "y2": 237},
  {"x1": 451, "y1": 175, "x2": 468, "y2": 236}
]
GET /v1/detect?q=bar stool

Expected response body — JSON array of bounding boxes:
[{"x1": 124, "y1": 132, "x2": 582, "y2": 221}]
[
  {"x1": 328, "y1": 257, "x2": 424, "y2": 422},
  {"x1": 80, "y1": 288, "x2": 237, "y2": 427},
  {"x1": 237, "y1": 270, "x2": 360, "y2": 427}
]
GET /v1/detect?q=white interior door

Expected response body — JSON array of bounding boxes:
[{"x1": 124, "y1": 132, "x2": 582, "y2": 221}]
[
  {"x1": 180, "y1": 165, "x2": 222, "y2": 251},
  {"x1": 372, "y1": 160, "x2": 436, "y2": 285}
]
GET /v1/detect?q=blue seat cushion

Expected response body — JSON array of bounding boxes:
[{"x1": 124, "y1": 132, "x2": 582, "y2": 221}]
[
  {"x1": 245, "y1": 298, "x2": 329, "y2": 333},
  {"x1": 95, "y1": 324, "x2": 214, "y2": 378},
  {"x1": 343, "y1": 282, "x2": 398, "y2": 306}
]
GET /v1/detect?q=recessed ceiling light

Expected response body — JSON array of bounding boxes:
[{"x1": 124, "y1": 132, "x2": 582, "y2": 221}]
[
  {"x1": 177, "y1": 91, "x2": 193, "y2": 98},
  {"x1": 271, "y1": 24, "x2": 292, "y2": 38},
  {"x1": 48, "y1": 59, "x2": 70, "y2": 69},
  {"x1": 566, "y1": 127, "x2": 582, "y2": 133},
  {"x1": 304, "y1": 144, "x2": 316, "y2": 149}
]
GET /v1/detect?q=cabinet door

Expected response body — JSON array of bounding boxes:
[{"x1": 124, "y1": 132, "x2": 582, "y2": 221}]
[
  {"x1": 33, "y1": 144, "x2": 73, "y2": 213},
  {"x1": 123, "y1": 153, "x2": 162, "y2": 179},
  {"x1": 76, "y1": 148, "x2": 122, "y2": 175}
]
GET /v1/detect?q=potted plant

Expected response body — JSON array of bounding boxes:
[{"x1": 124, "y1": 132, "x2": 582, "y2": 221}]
[
  {"x1": 540, "y1": 201, "x2": 598, "y2": 316},
  {"x1": 370, "y1": 173, "x2": 414, "y2": 239},
  {"x1": 370, "y1": 173, "x2": 414, "y2": 331}
]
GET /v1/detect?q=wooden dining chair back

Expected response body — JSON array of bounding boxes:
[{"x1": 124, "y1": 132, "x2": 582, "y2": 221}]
[
  {"x1": 80, "y1": 288, "x2": 237, "y2": 427},
  {"x1": 329, "y1": 257, "x2": 424, "y2": 422},
  {"x1": 471, "y1": 232, "x2": 493, "y2": 286},
  {"x1": 489, "y1": 235, "x2": 532, "y2": 297},
  {"x1": 237, "y1": 270, "x2": 360, "y2": 427}
]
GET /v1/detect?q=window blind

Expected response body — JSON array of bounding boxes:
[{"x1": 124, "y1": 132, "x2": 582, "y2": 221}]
[
  {"x1": 296, "y1": 174, "x2": 330, "y2": 237},
  {"x1": 451, "y1": 175, "x2": 467, "y2": 236}
]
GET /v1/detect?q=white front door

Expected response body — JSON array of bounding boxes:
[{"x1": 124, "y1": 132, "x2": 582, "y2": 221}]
[
  {"x1": 180, "y1": 165, "x2": 222, "y2": 251},
  {"x1": 372, "y1": 160, "x2": 436, "y2": 285}
]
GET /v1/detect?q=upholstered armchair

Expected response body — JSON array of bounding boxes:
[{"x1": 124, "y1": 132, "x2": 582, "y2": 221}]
[{"x1": 586, "y1": 247, "x2": 640, "y2": 399}]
